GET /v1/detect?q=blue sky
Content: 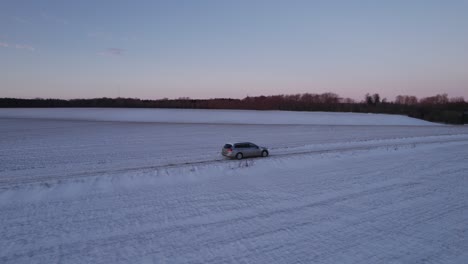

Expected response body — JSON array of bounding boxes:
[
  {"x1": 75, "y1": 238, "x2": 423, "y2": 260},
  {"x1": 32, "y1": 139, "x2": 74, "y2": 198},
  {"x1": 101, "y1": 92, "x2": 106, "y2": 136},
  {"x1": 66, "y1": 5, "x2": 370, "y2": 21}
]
[{"x1": 1, "y1": 0, "x2": 468, "y2": 100}]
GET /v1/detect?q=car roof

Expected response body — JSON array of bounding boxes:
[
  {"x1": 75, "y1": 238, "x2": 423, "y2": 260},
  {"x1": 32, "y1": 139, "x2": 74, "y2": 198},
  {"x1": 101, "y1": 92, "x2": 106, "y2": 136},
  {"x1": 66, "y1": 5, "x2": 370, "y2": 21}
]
[{"x1": 225, "y1": 142, "x2": 265, "y2": 148}]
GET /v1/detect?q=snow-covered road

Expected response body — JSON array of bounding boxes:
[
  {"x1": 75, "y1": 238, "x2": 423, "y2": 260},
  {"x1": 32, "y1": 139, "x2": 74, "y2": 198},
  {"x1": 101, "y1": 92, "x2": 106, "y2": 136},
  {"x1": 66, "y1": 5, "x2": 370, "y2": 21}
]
[{"x1": 1, "y1": 109, "x2": 467, "y2": 263}]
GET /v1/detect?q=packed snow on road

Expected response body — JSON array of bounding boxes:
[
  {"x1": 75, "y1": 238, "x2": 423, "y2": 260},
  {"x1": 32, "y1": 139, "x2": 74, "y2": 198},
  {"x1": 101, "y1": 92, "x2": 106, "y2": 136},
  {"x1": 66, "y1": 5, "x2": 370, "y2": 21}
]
[{"x1": 1, "y1": 108, "x2": 467, "y2": 264}]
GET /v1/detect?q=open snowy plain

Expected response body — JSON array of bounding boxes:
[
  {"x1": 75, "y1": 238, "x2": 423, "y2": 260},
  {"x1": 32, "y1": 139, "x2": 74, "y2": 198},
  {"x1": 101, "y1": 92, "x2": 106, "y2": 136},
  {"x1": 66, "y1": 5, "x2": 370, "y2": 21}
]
[{"x1": 1, "y1": 108, "x2": 467, "y2": 264}]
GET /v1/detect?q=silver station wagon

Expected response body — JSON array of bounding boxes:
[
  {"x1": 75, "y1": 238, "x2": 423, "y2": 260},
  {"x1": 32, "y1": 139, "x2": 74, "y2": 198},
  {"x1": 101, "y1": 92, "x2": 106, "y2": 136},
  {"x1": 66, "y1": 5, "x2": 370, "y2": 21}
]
[{"x1": 222, "y1": 142, "x2": 269, "y2": 159}]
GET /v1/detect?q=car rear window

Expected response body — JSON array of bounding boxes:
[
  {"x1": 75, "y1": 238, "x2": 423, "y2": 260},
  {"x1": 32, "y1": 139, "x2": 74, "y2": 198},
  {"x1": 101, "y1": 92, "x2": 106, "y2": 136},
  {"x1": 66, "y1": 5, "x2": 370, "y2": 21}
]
[{"x1": 224, "y1": 144, "x2": 232, "y2": 149}]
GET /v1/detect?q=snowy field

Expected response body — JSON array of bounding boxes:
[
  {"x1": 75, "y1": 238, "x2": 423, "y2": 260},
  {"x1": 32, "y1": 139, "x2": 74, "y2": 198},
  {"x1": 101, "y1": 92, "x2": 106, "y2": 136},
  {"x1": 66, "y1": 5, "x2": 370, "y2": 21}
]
[
  {"x1": 1, "y1": 108, "x2": 468, "y2": 264},
  {"x1": 0, "y1": 107, "x2": 436, "y2": 126}
]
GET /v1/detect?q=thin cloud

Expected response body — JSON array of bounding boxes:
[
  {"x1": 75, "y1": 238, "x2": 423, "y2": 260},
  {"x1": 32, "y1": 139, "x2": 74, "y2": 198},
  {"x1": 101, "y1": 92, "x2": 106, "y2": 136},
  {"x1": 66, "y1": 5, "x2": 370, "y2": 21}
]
[
  {"x1": 88, "y1": 31, "x2": 112, "y2": 39},
  {"x1": 15, "y1": 44, "x2": 35, "y2": 51},
  {"x1": 11, "y1": 16, "x2": 32, "y2": 25},
  {"x1": 98, "y1": 48, "x2": 125, "y2": 56},
  {"x1": 0, "y1": 40, "x2": 35, "y2": 51},
  {"x1": 41, "y1": 12, "x2": 68, "y2": 25},
  {"x1": 88, "y1": 31, "x2": 136, "y2": 42}
]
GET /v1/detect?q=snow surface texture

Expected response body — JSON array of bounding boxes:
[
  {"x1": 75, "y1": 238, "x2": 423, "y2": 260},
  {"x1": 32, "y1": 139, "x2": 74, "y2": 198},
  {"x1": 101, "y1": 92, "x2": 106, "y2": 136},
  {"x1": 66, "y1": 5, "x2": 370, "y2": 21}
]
[
  {"x1": 1, "y1": 109, "x2": 467, "y2": 264},
  {"x1": 0, "y1": 107, "x2": 437, "y2": 126}
]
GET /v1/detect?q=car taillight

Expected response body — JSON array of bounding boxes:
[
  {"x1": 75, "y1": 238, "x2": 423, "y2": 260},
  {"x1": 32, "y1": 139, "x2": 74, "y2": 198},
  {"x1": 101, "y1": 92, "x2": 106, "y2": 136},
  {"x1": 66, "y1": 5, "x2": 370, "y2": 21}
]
[{"x1": 227, "y1": 148, "x2": 232, "y2": 152}]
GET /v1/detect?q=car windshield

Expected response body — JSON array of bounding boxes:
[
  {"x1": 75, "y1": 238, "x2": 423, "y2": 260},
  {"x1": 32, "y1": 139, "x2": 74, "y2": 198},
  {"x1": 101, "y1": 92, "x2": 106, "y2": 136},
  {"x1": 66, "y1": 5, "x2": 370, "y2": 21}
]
[{"x1": 224, "y1": 144, "x2": 232, "y2": 149}]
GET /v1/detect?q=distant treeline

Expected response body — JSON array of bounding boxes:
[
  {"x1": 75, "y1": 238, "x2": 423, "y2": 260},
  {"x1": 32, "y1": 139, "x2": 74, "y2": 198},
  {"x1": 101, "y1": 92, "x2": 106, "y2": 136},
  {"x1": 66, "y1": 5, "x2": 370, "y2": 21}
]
[{"x1": 1, "y1": 93, "x2": 467, "y2": 124}]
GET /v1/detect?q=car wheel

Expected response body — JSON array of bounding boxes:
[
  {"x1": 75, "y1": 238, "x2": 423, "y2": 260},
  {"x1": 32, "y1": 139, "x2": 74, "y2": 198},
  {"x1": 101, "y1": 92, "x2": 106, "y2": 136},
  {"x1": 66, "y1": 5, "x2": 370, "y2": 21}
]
[
  {"x1": 261, "y1": 150, "x2": 269, "y2": 157},
  {"x1": 236, "y1": 153, "x2": 243, "y2": 160}
]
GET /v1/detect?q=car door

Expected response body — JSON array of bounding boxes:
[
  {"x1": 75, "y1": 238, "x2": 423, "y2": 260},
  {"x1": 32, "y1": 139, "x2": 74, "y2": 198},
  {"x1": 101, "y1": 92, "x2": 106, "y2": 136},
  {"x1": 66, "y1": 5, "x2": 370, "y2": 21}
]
[
  {"x1": 240, "y1": 143, "x2": 251, "y2": 157},
  {"x1": 248, "y1": 143, "x2": 261, "y2": 157},
  {"x1": 236, "y1": 143, "x2": 251, "y2": 157},
  {"x1": 234, "y1": 143, "x2": 247, "y2": 157}
]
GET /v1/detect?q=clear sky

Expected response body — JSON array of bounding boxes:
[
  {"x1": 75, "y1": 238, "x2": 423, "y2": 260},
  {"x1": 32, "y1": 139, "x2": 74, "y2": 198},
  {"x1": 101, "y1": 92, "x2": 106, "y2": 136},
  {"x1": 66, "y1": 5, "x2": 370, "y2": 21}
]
[{"x1": 1, "y1": 0, "x2": 468, "y2": 100}]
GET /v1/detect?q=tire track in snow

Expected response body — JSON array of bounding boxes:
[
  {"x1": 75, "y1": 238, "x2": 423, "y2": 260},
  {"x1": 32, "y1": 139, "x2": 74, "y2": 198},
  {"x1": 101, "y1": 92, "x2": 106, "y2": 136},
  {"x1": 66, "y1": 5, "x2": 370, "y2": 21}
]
[{"x1": 1, "y1": 135, "x2": 468, "y2": 188}]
